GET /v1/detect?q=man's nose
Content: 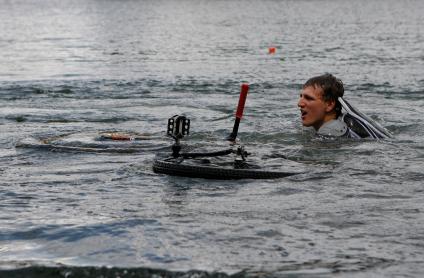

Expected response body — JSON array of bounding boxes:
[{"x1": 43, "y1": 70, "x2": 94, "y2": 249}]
[{"x1": 298, "y1": 97, "x2": 304, "y2": 108}]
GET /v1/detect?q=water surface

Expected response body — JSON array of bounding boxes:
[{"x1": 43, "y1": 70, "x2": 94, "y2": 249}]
[{"x1": 1, "y1": 0, "x2": 424, "y2": 277}]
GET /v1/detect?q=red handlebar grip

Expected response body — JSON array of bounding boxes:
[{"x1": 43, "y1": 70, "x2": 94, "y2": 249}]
[{"x1": 235, "y1": 83, "x2": 249, "y2": 119}]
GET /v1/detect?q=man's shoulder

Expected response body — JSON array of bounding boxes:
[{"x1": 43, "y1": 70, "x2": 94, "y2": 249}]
[
  {"x1": 317, "y1": 118, "x2": 362, "y2": 139},
  {"x1": 316, "y1": 118, "x2": 348, "y2": 137}
]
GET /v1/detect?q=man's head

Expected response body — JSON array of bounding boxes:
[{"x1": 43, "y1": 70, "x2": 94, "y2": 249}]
[{"x1": 297, "y1": 73, "x2": 344, "y2": 130}]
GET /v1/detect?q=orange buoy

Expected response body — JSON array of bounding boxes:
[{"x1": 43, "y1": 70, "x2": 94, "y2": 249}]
[{"x1": 268, "y1": 47, "x2": 276, "y2": 54}]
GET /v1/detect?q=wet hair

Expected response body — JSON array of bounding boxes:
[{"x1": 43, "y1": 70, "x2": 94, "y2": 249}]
[{"x1": 303, "y1": 73, "x2": 344, "y2": 117}]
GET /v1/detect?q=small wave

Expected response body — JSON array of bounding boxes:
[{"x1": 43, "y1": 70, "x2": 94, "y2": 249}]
[
  {"x1": 349, "y1": 83, "x2": 424, "y2": 100},
  {"x1": 16, "y1": 132, "x2": 167, "y2": 154},
  {"x1": 250, "y1": 256, "x2": 394, "y2": 276},
  {"x1": 0, "y1": 84, "x2": 75, "y2": 100},
  {"x1": 171, "y1": 78, "x2": 240, "y2": 95},
  {"x1": 5, "y1": 114, "x2": 134, "y2": 124},
  {"x1": 349, "y1": 193, "x2": 411, "y2": 200},
  {"x1": 389, "y1": 123, "x2": 424, "y2": 134},
  {"x1": 0, "y1": 219, "x2": 158, "y2": 242},
  {"x1": 0, "y1": 264, "x2": 234, "y2": 278},
  {"x1": 0, "y1": 79, "x2": 163, "y2": 101}
]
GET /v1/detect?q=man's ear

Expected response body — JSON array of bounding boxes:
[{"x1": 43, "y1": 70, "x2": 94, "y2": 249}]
[{"x1": 325, "y1": 99, "x2": 336, "y2": 112}]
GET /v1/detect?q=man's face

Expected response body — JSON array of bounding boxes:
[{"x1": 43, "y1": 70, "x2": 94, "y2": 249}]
[{"x1": 297, "y1": 85, "x2": 331, "y2": 130}]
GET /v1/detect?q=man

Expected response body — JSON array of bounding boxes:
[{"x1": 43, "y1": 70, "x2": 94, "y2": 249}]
[{"x1": 298, "y1": 73, "x2": 359, "y2": 138}]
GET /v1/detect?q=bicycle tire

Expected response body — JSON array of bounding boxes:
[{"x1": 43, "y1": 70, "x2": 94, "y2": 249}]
[{"x1": 153, "y1": 158, "x2": 299, "y2": 180}]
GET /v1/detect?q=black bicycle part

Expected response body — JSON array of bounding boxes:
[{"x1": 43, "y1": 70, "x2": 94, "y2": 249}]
[
  {"x1": 227, "y1": 118, "x2": 240, "y2": 142},
  {"x1": 180, "y1": 148, "x2": 233, "y2": 159},
  {"x1": 167, "y1": 115, "x2": 190, "y2": 157},
  {"x1": 155, "y1": 98, "x2": 301, "y2": 179},
  {"x1": 167, "y1": 115, "x2": 190, "y2": 140},
  {"x1": 152, "y1": 157, "x2": 299, "y2": 180}
]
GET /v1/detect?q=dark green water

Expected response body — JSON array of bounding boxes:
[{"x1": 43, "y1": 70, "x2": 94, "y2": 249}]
[{"x1": 1, "y1": 0, "x2": 423, "y2": 277}]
